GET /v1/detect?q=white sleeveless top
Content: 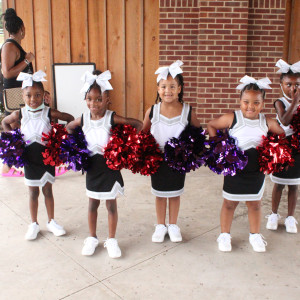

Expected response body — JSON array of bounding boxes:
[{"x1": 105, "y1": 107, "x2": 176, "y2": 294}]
[
  {"x1": 229, "y1": 110, "x2": 268, "y2": 151},
  {"x1": 20, "y1": 106, "x2": 52, "y2": 146},
  {"x1": 82, "y1": 110, "x2": 114, "y2": 156},
  {"x1": 150, "y1": 102, "x2": 190, "y2": 151},
  {"x1": 276, "y1": 97, "x2": 295, "y2": 137}
]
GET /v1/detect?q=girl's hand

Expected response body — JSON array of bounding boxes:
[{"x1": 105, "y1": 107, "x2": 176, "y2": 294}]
[
  {"x1": 25, "y1": 52, "x2": 35, "y2": 63},
  {"x1": 291, "y1": 88, "x2": 300, "y2": 105}
]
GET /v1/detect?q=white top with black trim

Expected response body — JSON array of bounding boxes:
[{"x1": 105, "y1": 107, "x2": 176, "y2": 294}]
[
  {"x1": 150, "y1": 102, "x2": 189, "y2": 151},
  {"x1": 82, "y1": 110, "x2": 113, "y2": 156},
  {"x1": 20, "y1": 106, "x2": 52, "y2": 146},
  {"x1": 275, "y1": 97, "x2": 294, "y2": 137},
  {"x1": 229, "y1": 110, "x2": 268, "y2": 151}
]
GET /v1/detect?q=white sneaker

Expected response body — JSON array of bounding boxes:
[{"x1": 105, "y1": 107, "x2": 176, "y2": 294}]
[
  {"x1": 249, "y1": 233, "x2": 267, "y2": 252},
  {"x1": 82, "y1": 237, "x2": 99, "y2": 256},
  {"x1": 167, "y1": 224, "x2": 182, "y2": 242},
  {"x1": 285, "y1": 216, "x2": 298, "y2": 233},
  {"x1": 266, "y1": 212, "x2": 280, "y2": 230},
  {"x1": 104, "y1": 238, "x2": 121, "y2": 258},
  {"x1": 46, "y1": 219, "x2": 66, "y2": 236},
  {"x1": 25, "y1": 222, "x2": 40, "y2": 240},
  {"x1": 152, "y1": 224, "x2": 168, "y2": 243},
  {"x1": 217, "y1": 233, "x2": 232, "y2": 252}
]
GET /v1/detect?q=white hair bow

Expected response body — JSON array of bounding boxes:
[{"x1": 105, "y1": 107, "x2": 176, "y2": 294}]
[
  {"x1": 80, "y1": 70, "x2": 113, "y2": 93},
  {"x1": 155, "y1": 60, "x2": 183, "y2": 83},
  {"x1": 236, "y1": 75, "x2": 272, "y2": 90},
  {"x1": 17, "y1": 70, "x2": 47, "y2": 89},
  {"x1": 276, "y1": 59, "x2": 300, "y2": 74}
]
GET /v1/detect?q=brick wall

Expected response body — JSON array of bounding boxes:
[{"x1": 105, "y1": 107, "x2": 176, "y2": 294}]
[{"x1": 159, "y1": 0, "x2": 287, "y2": 126}]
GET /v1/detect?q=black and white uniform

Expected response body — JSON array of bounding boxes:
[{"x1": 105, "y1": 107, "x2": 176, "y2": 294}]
[
  {"x1": 150, "y1": 102, "x2": 191, "y2": 197},
  {"x1": 83, "y1": 110, "x2": 124, "y2": 200},
  {"x1": 222, "y1": 110, "x2": 268, "y2": 201},
  {"x1": 20, "y1": 106, "x2": 55, "y2": 186},
  {"x1": 270, "y1": 97, "x2": 300, "y2": 185}
]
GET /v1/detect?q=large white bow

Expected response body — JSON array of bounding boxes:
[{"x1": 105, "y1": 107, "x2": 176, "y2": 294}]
[
  {"x1": 80, "y1": 70, "x2": 113, "y2": 93},
  {"x1": 236, "y1": 75, "x2": 272, "y2": 90},
  {"x1": 155, "y1": 60, "x2": 183, "y2": 83},
  {"x1": 276, "y1": 59, "x2": 300, "y2": 74},
  {"x1": 17, "y1": 70, "x2": 47, "y2": 89}
]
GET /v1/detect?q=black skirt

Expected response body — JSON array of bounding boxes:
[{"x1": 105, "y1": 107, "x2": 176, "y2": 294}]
[
  {"x1": 86, "y1": 154, "x2": 124, "y2": 200},
  {"x1": 223, "y1": 148, "x2": 265, "y2": 201},
  {"x1": 151, "y1": 161, "x2": 186, "y2": 197},
  {"x1": 271, "y1": 151, "x2": 300, "y2": 185},
  {"x1": 23, "y1": 142, "x2": 55, "y2": 187}
]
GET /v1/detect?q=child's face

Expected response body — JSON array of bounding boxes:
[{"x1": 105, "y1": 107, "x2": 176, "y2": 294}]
[
  {"x1": 240, "y1": 90, "x2": 264, "y2": 120},
  {"x1": 281, "y1": 75, "x2": 300, "y2": 98},
  {"x1": 85, "y1": 87, "x2": 108, "y2": 115},
  {"x1": 23, "y1": 85, "x2": 44, "y2": 109},
  {"x1": 157, "y1": 76, "x2": 181, "y2": 103}
]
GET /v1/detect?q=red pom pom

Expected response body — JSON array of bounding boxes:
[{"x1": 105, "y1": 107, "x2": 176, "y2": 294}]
[
  {"x1": 42, "y1": 123, "x2": 68, "y2": 166},
  {"x1": 104, "y1": 125, "x2": 138, "y2": 170},
  {"x1": 128, "y1": 130, "x2": 163, "y2": 176},
  {"x1": 257, "y1": 133, "x2": 294, "y2": 174},
  {"x1": 291, "y1": 106, "x2": 300, "y2": 134}
]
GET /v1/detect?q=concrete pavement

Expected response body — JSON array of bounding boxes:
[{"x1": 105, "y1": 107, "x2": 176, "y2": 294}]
[{"x1": 0, "y1": 166, "x2": 299, "y2": 300}]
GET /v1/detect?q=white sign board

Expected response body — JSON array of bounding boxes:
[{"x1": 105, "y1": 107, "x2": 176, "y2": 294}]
[{"x1": 53, "y1": 63, "x2": 95, "y2": 121}]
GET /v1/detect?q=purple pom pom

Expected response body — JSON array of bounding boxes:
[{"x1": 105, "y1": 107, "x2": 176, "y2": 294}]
[
  {"x1": 60, "y1": 127, "x2": 91, "y2": 172},
  {"x1": 164, "y1": 125, "x2": 207, "y2": 174},
  {"x1": 203, "y1": 130, "x2": 248, "y2": 176},
  {"x1": 0, "y1": 128, "x2": 27, "y2": 168}
]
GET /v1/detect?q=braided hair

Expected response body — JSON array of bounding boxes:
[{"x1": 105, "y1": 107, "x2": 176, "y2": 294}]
[
  {"x1": 84, "y1": 70, "x2": 108, "y2": 99},
  {"x1": 155, "y1": 73, "x2": 184, "y2": 103},
  {"x1": 280, "y1": 70, "x2": 300, "y2": 82},
  {"x1": 2, "y1": 8, "x2": 24, "y2": 35},
  {"x1": 240, "y1": 83, "x2": 266, "y2": 99}
]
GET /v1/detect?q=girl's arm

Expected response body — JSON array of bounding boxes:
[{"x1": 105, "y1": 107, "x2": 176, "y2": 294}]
[
  {"x1": 1, "y1": 110, "x2": 20, "y2": 131},
  {"x1": 51, "y1": 109, "x2": 74, "y2": 124},
  {"x1": 207, "y1": 113, "x2": 234, "y2": 137},
  {"x1": 190, "y1": 110, "x2": 201, "y2": 127},
  {"x1": 275, "y1": 89, "x2": 300, "y2": 126},
  {"x1": 141, "y1": 107, "x2": 151, "y2": 132},
  {"x1": 266, "y1": 117, "x2": 285, "y2": 135},
  {"x1": 113, "y1": 114, "x2": 143, "y2": 132},
  {"x1": 66, "y1": 117, "x2": 81, "y2": 134}
]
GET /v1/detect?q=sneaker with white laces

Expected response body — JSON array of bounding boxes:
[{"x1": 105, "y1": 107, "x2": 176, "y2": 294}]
[
  {"x1": 82, "y1": 237, "x2": 99, "y2": 256},
  {"x1": 266, "y1": 212, "x2": 281, "y2": 230},
  {"x1": 217, "y1": 233, "x2": 232, "y2": 252},
  {"x1": 104, "y1": 238, "x2": 121, "y2": 258},
  {"x1": 285, "y1": 216, "x2": 298, "y2": 233},
  {"x1": 152, "y1": 224, "x2": 168, "y2": 243},
  {"x1": 25, "y1": 222, "x2": 40, "y2": 240},
  {"x1": 167, "y1": 224, "x2": 182, "y2": 242},
  {"x1": 249, "y1": 233, "x2": 267, "y2": 252},
  {"x1": 46, "y1": 219, "x2": 66, "y2": 236}
]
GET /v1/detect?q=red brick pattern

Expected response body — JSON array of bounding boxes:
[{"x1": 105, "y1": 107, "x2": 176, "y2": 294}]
[{"x1": 159, "y1": 0, "x2": 287, "y2": 126}]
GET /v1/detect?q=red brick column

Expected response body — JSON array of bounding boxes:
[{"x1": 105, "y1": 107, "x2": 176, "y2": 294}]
[{"x1": 159, "y1": 0, "x2": 287, "y2": 125}]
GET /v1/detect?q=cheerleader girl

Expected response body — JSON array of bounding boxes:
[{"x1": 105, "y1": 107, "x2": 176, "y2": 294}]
[
  {"x1": 142, "y1": 60, "x2": 200, "y2": 243},
  {"x1": 67, "y1": 70, "x2": 142, "y2": 258},
  {"x1": 1, "y1": 71, "x2": 74, "y2": 240},
  {"x1": 207, "y1": 76, "x2": 284, "y2": 252},
  {"x1": 266, "y1": 60, "x2": 300, "y2": 233}
]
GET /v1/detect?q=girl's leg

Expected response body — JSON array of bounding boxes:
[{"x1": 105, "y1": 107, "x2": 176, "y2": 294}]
[
  {"x1": 28, "y1": 186, "x2": 40, "y2": 223},
  {"x1": 42, "y1": 182, "x2": 54, "y2": 222},
  {"x1": 271, "y1": 183, "x2": 285, "y2": 213},
  {"x1": 220, "y1": 199, "x2": 239, "y2": 233},
  {"x1": 246, "y1": 201, "x2": 261, "y2": 233},
  {"x1": 88, "y1": 198, "x2": 100, "y2": 237},
  {"x1": 287, "y1": 185, "x2": 298, "y2": 216},
  {"x1": 156, "y1": 196, "x2": 167, "y2": 224},
  {"x1": 169, "y1": 196, "x2": 180, "y2": 224},
  {"x1": 106, "y1": 199, "x2": 118, "y2": 238}
]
